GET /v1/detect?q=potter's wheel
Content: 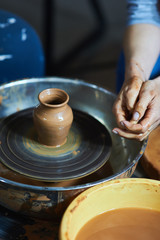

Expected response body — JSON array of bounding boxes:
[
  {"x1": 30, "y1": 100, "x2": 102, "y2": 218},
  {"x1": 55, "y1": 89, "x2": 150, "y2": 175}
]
[
  {"x1": 0, "y1": 77, "x2": 147, "y2": 220},
  {"x1": 0, "y1": 107, "x2": 111, "y2": 182}
]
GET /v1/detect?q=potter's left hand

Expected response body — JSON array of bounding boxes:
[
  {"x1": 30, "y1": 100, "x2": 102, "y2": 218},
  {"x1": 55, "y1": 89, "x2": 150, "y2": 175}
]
[{"x1": 112, "y1": 77, "x2": 160, "y2": 141}]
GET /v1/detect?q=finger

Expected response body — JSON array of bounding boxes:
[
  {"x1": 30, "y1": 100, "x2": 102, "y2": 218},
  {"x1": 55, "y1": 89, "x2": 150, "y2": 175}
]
[
  {"x1": 124, "y1": 76, "x2": 143, "y2": 112},
  {"x1": 122, "y1": 120, "x2": 143, "y2": 133},
  {"x1": 138, "y1": 120, "x2": 160, "y2": 141},
  {"x1": 147, "y1": 119, "x2": 160, "y2": 133},
  {"x1": 139, "y1": 111, "x2": 159, "y2": 133},
  {"x1": 122, "y1": 106, "x2": 157, "y2": 134},
  {"x1": 112, "y1": 97, "x2": 127, "y2": 128},
  {"x1": 131, "y1": 82, "x2": 155, "y2": 123},
  {"x1": 113, "y1": 117, "x2": 160, "y2": 141},
  {"x1": 112, "y1": 127, "x2": 146, "y2": 141}
]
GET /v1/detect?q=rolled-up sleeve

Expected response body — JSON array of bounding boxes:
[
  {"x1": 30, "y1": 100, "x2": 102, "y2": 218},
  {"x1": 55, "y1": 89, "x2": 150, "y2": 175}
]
[{"x1": 127, "y1": 0, "x2": 160, "y2": 27}]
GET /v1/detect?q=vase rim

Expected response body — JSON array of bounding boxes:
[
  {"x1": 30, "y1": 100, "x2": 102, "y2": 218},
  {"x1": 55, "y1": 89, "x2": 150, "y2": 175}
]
[{"x1": 38, "y1": 88, "x2": 69, "y2": 107}]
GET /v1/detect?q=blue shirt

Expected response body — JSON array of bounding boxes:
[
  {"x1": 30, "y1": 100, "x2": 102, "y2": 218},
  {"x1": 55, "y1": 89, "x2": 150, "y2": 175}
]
[{"x1": 127, "y1": 0, "x2": 160, "y2": 27}]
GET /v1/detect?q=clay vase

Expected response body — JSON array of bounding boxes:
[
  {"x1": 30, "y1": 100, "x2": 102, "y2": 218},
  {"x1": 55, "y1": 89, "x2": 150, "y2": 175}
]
[{"x1": 33, "y1": 88, "x2": 73, "y2": 147}]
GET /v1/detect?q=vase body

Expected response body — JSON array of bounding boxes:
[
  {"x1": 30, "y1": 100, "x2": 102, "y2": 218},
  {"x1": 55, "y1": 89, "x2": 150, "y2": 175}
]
[{"x1": 33, "y1": 88, "x2": 73, "y2": 147}]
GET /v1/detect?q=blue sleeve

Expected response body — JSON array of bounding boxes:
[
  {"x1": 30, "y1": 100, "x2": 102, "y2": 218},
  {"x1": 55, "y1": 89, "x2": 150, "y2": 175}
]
[{"x1": 127, "y1": 0, "x2": 160, "y2": 27}]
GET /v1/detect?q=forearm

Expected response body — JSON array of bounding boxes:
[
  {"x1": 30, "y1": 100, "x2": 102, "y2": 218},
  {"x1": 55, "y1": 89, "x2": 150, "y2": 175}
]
[
  {"x1": 123, "y1": 24, "x2": 160, "y2": 81},
  {"x1": 113, "y1": 1, "x2": 160, "y2": 140}
]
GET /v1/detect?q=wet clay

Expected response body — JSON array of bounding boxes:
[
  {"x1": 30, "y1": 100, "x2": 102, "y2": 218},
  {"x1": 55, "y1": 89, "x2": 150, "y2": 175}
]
[
  {"x1": 0, "y1": 95, "x2": 7, "y2": 105},
  {"x1": 75, "y1": 208, "x2": 160, "y2": 240},
  {"x1": 33, "y1": 88, "x2": 73, "y2": 146},
  {"x1": 141, "y1": 126, "x2": 160, "y2": 179},
  {"x1": 0, "y1": 95, "x2": 3, "y2": 105}
]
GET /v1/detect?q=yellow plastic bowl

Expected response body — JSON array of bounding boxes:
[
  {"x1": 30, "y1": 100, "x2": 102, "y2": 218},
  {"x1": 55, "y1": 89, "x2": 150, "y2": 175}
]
[{"x1": 59, "y1": 178, "x2": 160, "y2": 240}]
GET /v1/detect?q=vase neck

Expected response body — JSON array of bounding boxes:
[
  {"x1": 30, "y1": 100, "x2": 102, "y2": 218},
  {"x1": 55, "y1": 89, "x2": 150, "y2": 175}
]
[
  {"x1": 38, "y1": 88, "x2": 69, "y2": 108},
  {"x1": 40, "y1": 101, "x2": 67, "y2": 109}
]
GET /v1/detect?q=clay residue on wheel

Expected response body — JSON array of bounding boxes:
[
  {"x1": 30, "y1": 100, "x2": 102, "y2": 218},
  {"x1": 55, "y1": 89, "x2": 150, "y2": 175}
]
[{"x1": 0, "y1": 95, "x2": 7, "y2": 105}]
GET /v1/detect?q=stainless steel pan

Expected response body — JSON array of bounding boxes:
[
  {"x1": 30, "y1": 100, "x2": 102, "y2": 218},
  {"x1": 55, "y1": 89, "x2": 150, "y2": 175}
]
[{"x1": 0, "y1": 77, "x2": 147, "y2": 221}]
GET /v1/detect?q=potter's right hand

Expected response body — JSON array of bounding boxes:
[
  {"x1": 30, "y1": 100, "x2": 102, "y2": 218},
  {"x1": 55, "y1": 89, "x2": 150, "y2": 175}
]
[
  {"x1": 112, "y1": 77, "x2": 160, "y2": 140},
  {"x1": 112, "y1": 75, "x2": 144, "y2": 128}
]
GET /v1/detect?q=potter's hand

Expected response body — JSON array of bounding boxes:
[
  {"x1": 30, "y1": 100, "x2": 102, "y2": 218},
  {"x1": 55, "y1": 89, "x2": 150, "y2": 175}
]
[
  {"x1": 112, "y1": 77, "x2": 160, "y2": 141},
  {"x1": 112, "y1": 74, "x2": 144, "y2": 128}
]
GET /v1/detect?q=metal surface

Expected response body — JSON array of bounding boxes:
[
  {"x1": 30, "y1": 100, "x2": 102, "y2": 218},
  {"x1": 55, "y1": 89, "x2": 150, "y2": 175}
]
[
  {"x1": 0, "y1": 77, "x2": 147, "y2": 220},
  {"x1": 0, "y1": 108, "x2": 111, "y2": 182},
  {"x1": 0, "y1": 204, "x2": 59, "y2": 240},
  {"x1": 0, "y1": 164, "x2": 147, "y2": 240}
]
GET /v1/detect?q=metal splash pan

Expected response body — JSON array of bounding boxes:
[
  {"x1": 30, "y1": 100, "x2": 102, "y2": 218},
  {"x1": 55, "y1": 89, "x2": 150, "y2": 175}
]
[{"x1": 0, "y1": 77, "x2": 147, "y2": 220}]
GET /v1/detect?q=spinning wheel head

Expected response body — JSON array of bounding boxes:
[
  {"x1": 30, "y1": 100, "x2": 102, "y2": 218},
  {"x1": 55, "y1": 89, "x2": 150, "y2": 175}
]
[{"x1": 0, "y1": 108, "x2": 112, "y2": 182}]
